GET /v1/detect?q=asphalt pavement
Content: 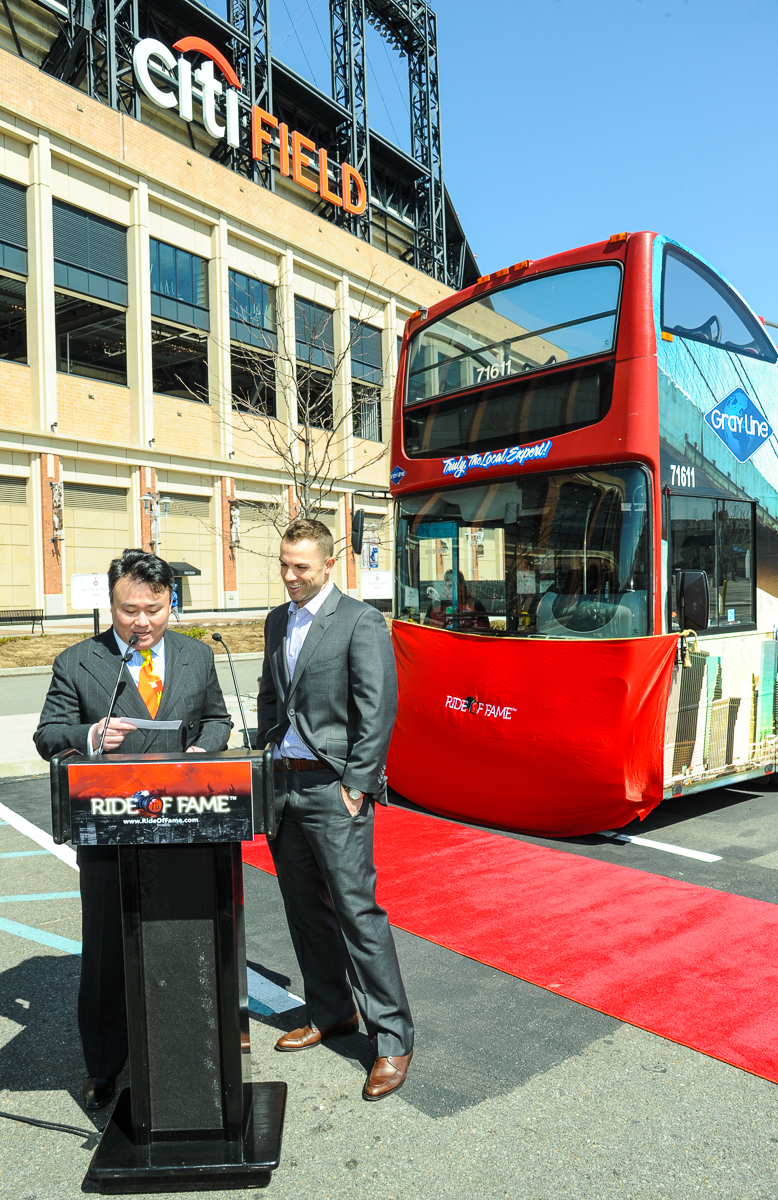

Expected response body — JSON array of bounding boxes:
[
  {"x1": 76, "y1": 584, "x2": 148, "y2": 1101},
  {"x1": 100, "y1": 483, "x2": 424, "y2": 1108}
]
[{"x1": 2, "y1": 768, "x2": 778, "y2": 1199}]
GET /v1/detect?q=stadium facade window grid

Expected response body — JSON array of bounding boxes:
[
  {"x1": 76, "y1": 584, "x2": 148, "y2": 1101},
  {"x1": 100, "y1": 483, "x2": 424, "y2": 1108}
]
[
  {"x1": 0, "y1": 177, "x2": 27, "y2": 275},
  {"x1": 229, "y1": 270, "x2": 277, "y2": 351},
  {"x1": 295, "y1": 297, "x2": 334, "y2": 370},
  {"x1": 150, "y1": 239, "x2": 209, "y2": 331},
  {"x1": 55, "y1": 292, "x2": 127, "y2": 386},
  {"x1": 231, "y1": 343, "x2": 276, "y2": 418},
  {"x1": 295, "y1": 297, "x2": 335, "y2": 428},
  {"x1": 53, "y1": 201, "x2": 128, "y2": 305},
  {"x1": 0, "y1": 274, "x2": 27, "y2": 363},
  {"x1": 352, "y1": 319, "x2": 383, "y2": 441},
  {"x1": 151, "y1": 321, "x2": 209, "y2": 401}
]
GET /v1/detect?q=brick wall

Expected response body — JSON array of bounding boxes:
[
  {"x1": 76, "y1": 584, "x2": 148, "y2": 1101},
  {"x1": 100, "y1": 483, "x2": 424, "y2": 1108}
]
[
  {"x1": 221, "y1": 476, "x2": 237, "y2": 592},
  {"x1": 0, "y1": 361, "x2": 32, "y2": 430},
  {"x1": 140, "y1": 465, "x2": 156, "y2": 553},
  {"x1": 40, "y1": 453, "x2": 63, "y2": 597},
  {"x1": 57, "y1": 375, "x2": 131, "y2": 444}
]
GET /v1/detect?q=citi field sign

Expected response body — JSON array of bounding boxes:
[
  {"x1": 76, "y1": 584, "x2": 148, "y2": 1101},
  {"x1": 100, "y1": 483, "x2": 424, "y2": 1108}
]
[{"x1": 132, "y1": 36, "x2": 367, "y2": 215}]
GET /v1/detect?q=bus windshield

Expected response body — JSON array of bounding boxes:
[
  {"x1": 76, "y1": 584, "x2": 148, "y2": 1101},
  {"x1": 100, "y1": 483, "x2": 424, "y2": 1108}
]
[
  {"x1": 395, "y1": 466, "x2": 650, "y2": 639},
  {"x1": 406, "y1": 263, "x2": 622, "y2": 406}
]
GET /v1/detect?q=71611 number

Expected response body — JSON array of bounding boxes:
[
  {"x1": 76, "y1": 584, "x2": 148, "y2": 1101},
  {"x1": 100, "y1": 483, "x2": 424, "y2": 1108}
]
[
  {"x1": 670, "y1": 464, "x2": 696, "y2": 488},
  {"x1": 476, "y1": 361, "x2": 513, "y2": 383}
]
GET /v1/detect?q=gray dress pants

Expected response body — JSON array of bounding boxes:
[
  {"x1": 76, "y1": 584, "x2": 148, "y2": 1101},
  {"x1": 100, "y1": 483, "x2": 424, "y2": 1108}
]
[{"x1": 268, "y1": 766, "x2": 413, "y2": 1058}]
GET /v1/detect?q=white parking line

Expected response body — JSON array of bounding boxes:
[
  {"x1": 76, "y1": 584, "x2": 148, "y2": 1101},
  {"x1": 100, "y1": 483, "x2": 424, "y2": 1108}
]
[
  {"x1": 247, "y1": 966, "x2": 303, "y2": 1014},
  {"x1": 0, "y1": 801, "x2": 78, "y2": 870},
  {"x1": 598, "y1": 830, "x2": 722, "y2": 863}
]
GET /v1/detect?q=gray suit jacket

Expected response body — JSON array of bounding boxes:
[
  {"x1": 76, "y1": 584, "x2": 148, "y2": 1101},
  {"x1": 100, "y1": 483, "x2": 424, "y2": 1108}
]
[
  {"x1": 256, "y1": 585, "x2": 397, "y2": 800},
  {"x1": 34, "y1": 628, "x2": 232, "y2": 761}
]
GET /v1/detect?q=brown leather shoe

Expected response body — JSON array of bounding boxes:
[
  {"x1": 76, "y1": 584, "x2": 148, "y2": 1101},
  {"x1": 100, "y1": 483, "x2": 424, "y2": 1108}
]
[
  {"x1": 275, "y1": 1013, "x2": 359, "y2": 1052},
  {"x1": 362, "y1": 1051, "x2": 413, "y2": 1100}
]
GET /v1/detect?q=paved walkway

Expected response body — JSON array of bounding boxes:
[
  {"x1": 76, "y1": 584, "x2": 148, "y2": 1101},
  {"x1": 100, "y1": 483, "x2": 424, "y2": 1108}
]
[{"x1": 1, "y1": 775, "x2": 778, "y2": 1198}]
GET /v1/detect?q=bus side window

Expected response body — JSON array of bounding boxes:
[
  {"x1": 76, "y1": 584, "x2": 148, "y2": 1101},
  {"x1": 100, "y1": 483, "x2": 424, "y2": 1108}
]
[
  {"x1": 661, "y1": 246, "x2": 777, "y2": 363},
  {"x1": 669, "y1": 495, "x2": 755, "y2": 630}
]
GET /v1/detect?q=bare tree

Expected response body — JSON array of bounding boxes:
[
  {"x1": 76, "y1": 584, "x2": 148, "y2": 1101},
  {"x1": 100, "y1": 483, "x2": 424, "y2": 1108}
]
[
  {"x1": 163, "y1": 272, "x2": 397, "y2": 577},
  {"x1": 227, "y1": 280, "x2": 389, "y2": 530}
]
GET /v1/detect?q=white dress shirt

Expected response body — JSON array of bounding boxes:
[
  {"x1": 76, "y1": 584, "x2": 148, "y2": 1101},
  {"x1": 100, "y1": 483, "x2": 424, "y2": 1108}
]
[
  {"x1": 277, "y1": 579, "x2": 333, "y2": 760},
  {"x1": 88, "y1": 632, "x2": 166, "y2": 753}
]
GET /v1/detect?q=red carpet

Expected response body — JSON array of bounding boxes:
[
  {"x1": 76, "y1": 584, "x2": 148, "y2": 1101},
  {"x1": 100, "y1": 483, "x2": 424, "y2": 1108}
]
[{"x1": 243, "y1": 805, "x2": 778, "y2": 1083}]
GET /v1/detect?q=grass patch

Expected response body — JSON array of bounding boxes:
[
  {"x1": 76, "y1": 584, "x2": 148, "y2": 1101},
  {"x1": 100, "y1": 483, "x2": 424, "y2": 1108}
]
[{"x1": 0, "y1": 621, "x2": 266, "y2": 668}]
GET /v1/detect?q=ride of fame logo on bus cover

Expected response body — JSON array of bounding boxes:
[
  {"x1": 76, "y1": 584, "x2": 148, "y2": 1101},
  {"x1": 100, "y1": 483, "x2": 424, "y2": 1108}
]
[
  {"x1": 704, "y1": 388, "x2": 774, "y2": 463},
  {"x1": 442, "y1": 439, "x2": 553, "y2": 479}
]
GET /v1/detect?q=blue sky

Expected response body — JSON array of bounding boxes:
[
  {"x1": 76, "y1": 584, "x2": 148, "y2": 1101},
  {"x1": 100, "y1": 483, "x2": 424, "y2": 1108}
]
[{"x1": 213, "y1": 0, "x2": 778, "y2": 318}]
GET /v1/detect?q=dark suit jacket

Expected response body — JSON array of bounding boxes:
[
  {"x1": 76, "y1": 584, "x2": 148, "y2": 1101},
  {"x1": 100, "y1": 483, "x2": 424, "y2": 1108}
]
[
  {"x1": 34, "y1": 628, "x2": 232, "y2": 761},
  {"x1": 256, "y1": 585, "x2": 397, "y2": 800}
]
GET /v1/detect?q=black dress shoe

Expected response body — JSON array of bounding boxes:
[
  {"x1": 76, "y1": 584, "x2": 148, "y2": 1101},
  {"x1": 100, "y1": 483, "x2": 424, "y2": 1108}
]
[{"x1": 82, "y1": 1075, "x2": 116, "y2": 1110}]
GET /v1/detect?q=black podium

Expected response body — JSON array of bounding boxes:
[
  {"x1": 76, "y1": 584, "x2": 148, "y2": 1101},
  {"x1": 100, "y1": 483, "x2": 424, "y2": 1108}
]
[{"x1": 51, "y1": 747, "x2": 286, "y2": 1194}]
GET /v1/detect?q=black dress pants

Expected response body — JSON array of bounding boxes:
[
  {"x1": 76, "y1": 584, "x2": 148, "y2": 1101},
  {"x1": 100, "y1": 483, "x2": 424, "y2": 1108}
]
[{"x1": 77, "y1": 846, "x2": 128, "y2": 1078}]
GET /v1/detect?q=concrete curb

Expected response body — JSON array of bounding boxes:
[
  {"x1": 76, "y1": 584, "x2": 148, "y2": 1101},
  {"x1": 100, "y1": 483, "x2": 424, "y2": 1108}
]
[
  {"x1": 0, "y1": 665, "x2": 53, "y2": 677},
  {"x1": 0, "y1": 760, "x2": 48, "y2": 777},
  {"x1": 214, "y1": 651, "x2": 264, "y2": 662}
]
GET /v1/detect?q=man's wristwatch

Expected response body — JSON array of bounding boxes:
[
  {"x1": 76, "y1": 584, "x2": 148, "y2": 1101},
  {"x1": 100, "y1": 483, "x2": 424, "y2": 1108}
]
[{"x1": 345, "y1": 787, "x2": 364, "y2": 802}]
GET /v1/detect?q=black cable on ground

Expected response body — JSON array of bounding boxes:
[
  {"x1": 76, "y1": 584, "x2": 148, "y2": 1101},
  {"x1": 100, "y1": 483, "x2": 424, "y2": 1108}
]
[{"x1": 0, "y1": 1109, "x2": 99, "y2": 1146}]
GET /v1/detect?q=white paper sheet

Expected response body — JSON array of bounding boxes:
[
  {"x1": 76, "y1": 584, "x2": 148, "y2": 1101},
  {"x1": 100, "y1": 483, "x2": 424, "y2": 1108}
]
[{"x1": 123, "y1": 718, "x2": 182, "y2": 731}]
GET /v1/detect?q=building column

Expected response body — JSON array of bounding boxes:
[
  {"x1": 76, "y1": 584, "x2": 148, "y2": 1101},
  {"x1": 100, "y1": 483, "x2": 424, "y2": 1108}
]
[
  {"x1": 40, "y1": 452, "x2": 65, "y2": 615},
  {"x1": 387, "y1": 295, "x2": 399, "y2": 441},
  {"x1": 210, "y1": 218, "x2": 232, "y2": 459},
  {"x1": 28, "y1": 452, "x2": 44, "y2": 611},
  {"x1": 28, "y1": 134, "x2": 57, "y2": 434},
  {"x1": 334, "y1": 272, "x2": 354, "y2": 481},
  {"x1": 127, "y1": 180, "x2": 154, "y2": 449},
  {"x1": 221, "y1": 476, "x2": 238, "y2": 608},
  {"x1": 277, "y1": 249, "x2": 297, "y2": 492}
]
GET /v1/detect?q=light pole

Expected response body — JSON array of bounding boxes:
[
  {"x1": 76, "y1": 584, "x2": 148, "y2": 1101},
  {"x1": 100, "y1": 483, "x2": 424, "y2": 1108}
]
[{"x1": 142, "y1": 492, "x2": 171, "y2": 554}]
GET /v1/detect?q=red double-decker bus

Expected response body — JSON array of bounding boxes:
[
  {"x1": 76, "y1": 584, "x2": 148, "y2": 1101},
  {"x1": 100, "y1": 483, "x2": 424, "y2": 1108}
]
[{"x1": 387, "y1": 231, "x2": 778, "y2": 836}]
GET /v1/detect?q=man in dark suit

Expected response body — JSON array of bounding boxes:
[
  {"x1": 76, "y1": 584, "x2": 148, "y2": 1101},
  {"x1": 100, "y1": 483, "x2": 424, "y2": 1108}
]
[
  {"x1": 256, "y1": 518, "x2": 413, "y2": 1101},
  {"x1": 34, "y1": 549, "x2": 231, "y2": 1111}
]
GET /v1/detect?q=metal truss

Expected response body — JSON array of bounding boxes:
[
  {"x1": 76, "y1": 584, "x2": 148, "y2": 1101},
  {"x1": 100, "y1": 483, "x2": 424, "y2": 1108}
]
[
  {"x1": 224, "y1": 0, "x2": 272, "y2": 189},
  {"x1": 34, "y1": 0, "x2": 464, "y2": 288},
  {"x1": 330, "y1": 0, "x2": 371, "y2": 242},
  {"x1": 43, "y1": 0, "x2": 141, "y2": 119},
  {"x1": 364, "y1": 0, "x2": 447, "y2": 283}
]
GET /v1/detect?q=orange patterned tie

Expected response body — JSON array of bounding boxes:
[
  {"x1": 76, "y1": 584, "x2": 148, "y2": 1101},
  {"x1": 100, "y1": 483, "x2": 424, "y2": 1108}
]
[{"x1": 138, "y1": 649, "x2": 163, "y2": 717}]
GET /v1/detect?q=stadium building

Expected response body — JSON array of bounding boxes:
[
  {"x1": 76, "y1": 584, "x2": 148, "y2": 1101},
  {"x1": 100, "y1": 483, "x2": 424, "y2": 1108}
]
[{"x1": 0, "y1": 0, "x2": 475, "y2": 615}]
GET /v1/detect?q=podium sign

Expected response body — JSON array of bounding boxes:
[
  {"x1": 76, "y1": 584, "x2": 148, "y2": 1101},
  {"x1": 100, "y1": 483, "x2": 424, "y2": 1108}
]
[
  {"x1": 50, "y1": 747, "x2": 284, "y2": 1193},
  {"x1": 67, "y1": 758, "x2": 254, "y2": 845}
]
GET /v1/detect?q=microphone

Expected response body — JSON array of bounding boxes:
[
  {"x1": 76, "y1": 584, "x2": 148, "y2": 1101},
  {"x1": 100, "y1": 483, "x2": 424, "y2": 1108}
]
[
  {"x1": 96, "y1": 633, "x2": 139, "y2": 756},
  {"x1": 212, "y1": 632, "x2": 251, "y2": 750}
]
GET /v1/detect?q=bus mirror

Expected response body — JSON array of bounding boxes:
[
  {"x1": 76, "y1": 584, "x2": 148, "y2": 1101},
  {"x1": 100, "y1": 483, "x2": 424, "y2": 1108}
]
[
  {"x1": 351, "y1": 508, "x2": 365, "y2": 555},
  {"x1": 676, "y1": 570, "x2": 710, "y2": 632}
]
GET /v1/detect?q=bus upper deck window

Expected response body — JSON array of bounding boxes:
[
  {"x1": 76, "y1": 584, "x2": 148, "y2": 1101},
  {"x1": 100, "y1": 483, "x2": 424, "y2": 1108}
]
[{"x1": 661, "y1": 246, "x2": 777, "y2": 363}]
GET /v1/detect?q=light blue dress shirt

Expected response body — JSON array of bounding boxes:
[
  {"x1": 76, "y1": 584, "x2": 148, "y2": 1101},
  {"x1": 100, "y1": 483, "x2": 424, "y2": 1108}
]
[
  {"x1": 88, "y1": 632, "x2": 166, "y2": 753},
  {"x1": 277, "y1": 579, "x2": 334, "y2": 760}
]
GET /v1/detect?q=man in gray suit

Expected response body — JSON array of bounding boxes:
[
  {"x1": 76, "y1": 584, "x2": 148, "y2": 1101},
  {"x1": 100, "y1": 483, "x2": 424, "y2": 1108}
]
[
  {"x1": 34, "y1": 549, "x2": 231, "y2": 1111},
  {"x1": 257, "y1": 518, "x2": 413, "y2": 1101}
]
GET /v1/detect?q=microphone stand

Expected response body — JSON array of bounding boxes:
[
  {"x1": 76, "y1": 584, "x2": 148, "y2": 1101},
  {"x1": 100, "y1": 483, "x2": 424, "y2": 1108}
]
[
  {"x1": 96, "y1": 633, "x2": 139, "y2": 756},
  {"x1": 212, "y1": 632, "x2": 251, "y2": 749}
]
